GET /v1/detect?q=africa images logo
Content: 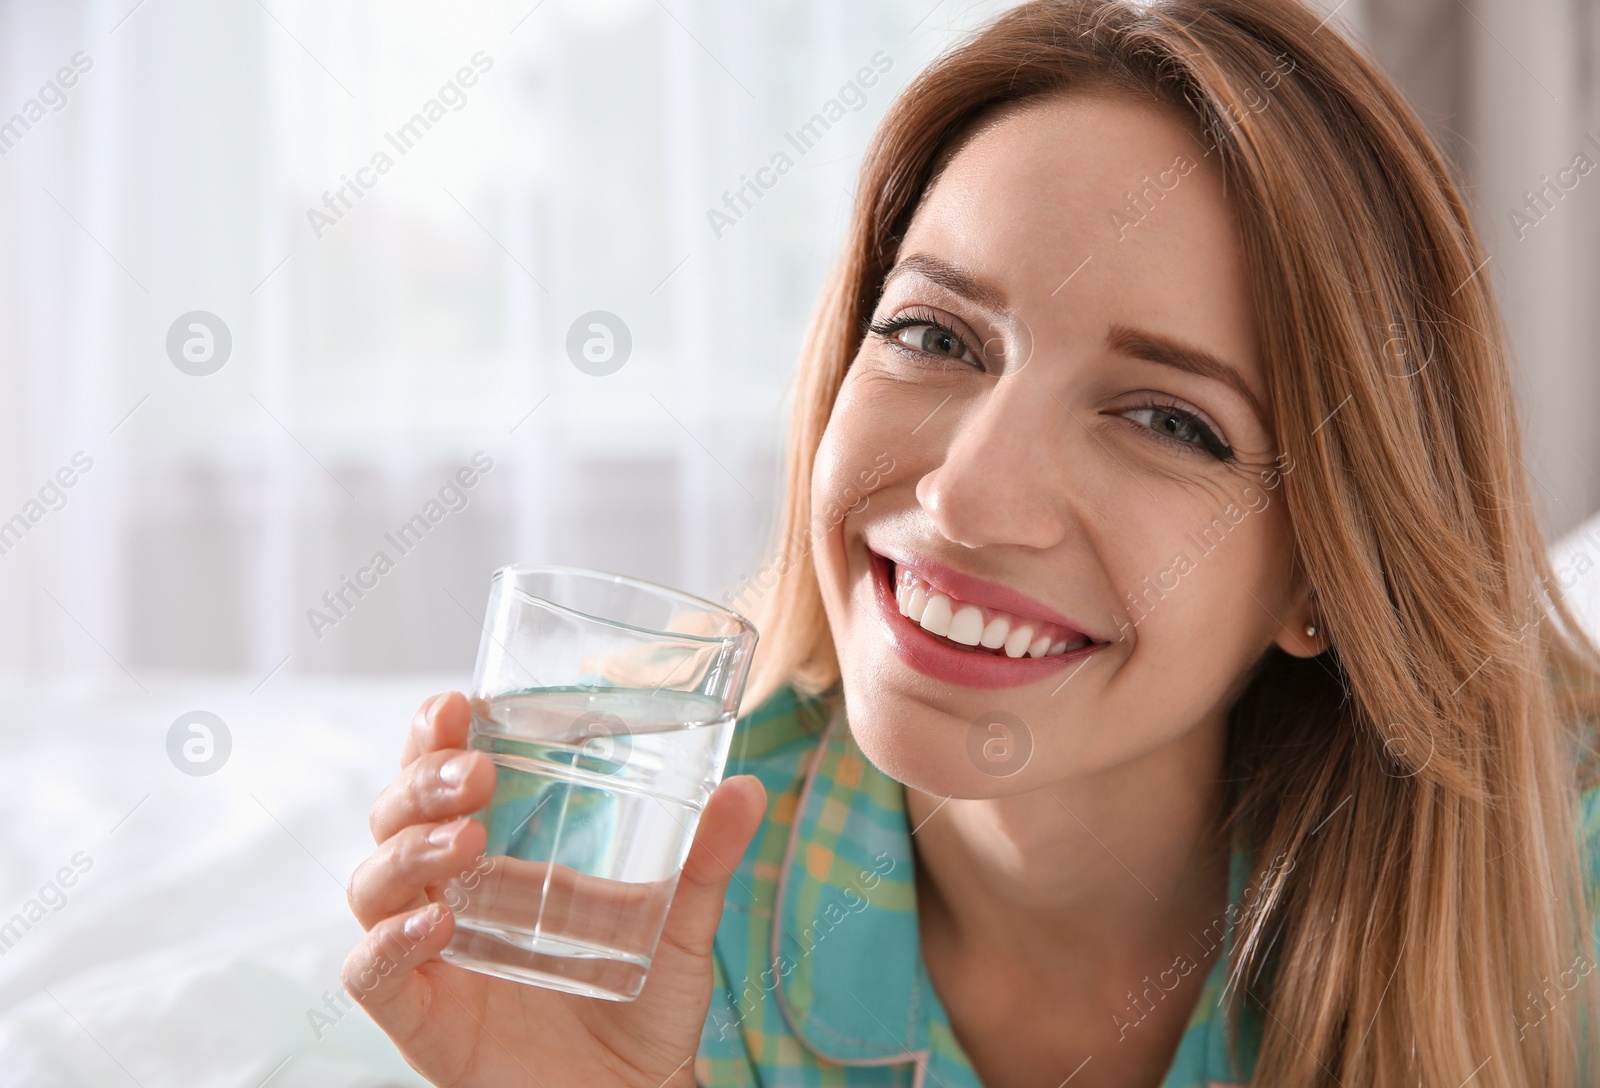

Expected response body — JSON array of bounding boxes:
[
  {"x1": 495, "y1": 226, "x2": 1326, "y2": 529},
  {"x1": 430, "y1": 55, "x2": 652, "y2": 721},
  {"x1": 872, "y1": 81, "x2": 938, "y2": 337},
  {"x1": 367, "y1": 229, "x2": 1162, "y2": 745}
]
[
  {"x1": 305, "y1": 452, "x2": 494, "y2": 639},
  {"x1": 705, "y1": 51, "x2": 893, "y2": 240},
  {"x1": 305, "y1": 51, "x2": 494, "y2": 240}
]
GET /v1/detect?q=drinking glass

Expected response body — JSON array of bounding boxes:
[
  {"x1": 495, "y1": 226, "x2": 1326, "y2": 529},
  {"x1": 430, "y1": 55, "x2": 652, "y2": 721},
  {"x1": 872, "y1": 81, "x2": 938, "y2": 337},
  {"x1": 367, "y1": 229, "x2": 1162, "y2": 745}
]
[{"x1": 438, "y1": 564, "x2": 759, "y2": 1001}]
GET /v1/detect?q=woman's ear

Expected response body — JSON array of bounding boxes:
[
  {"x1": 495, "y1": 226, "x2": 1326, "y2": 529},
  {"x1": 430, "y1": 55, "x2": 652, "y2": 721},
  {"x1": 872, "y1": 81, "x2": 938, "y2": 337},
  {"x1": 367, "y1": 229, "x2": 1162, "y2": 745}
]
[{"x1": 1271, "y1": 583, "x2": 1326, "y2": 658}]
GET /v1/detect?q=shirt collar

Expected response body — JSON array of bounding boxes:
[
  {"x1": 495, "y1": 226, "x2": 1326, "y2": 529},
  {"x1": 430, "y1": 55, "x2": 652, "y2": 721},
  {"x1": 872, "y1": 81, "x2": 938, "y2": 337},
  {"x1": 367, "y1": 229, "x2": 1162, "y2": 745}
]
[{"x1": 768, "y1": 699, "x2": 931, "y2": 1062}]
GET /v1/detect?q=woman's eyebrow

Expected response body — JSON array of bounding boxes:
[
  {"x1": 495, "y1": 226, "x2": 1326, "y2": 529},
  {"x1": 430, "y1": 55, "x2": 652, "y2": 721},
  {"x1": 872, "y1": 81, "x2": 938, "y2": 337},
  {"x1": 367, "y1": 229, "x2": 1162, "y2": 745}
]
[
  {"x1": 1106, "y1": 322, "x2": 1269, "y2": 430},
  {"x1": 881, "y1": 253, "x2": 1010, "y2": 314}
]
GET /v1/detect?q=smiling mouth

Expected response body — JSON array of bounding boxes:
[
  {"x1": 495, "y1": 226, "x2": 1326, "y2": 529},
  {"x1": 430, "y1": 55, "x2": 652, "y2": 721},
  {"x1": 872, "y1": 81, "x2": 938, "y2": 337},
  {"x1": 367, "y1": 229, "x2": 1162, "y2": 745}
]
[{"x1": 880, "y1": 555, "x2": 1096, "y2": 658}]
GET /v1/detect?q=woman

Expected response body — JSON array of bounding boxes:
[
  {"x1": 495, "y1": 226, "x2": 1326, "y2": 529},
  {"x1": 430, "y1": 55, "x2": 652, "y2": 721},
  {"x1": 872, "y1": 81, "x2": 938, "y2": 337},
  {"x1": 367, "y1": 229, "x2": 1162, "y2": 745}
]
[{"x1": 344, "y1": 0, "x2": 1600, "y2": 1084}]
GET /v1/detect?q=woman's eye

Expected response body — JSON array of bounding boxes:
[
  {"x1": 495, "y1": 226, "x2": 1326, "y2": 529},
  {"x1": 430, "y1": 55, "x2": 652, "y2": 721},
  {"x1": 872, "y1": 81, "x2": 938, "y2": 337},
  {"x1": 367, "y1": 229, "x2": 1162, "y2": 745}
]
[
  {"x1": 867, "y1": 312, "x2": 982, "y2": 366},
  {"x1": 894, "y1": 324, "x2": 974, "y2": 362},
  {"x1": 1121, "y1": 404, "x2": 1234, "y2": 462},
  {"x1": 1127, "y1": 406, "x2": 1203, "y2": 443}
]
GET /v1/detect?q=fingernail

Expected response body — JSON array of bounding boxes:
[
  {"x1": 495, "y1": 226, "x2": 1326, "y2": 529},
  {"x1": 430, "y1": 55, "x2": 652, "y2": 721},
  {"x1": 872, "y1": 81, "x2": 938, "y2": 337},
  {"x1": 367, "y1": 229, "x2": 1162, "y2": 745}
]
[
  {"x1": 422, "y1": 692, "x2": 448, "y2": 728},
  {"x1": 403, "y1": 902, "x2": 444, "y2": 941},
  {"x1": 426, "y1": 818, "x2": 463, "y2": 847},
  {"x1": 439, "y1": 753, "x2": 472, "y2": 788}
]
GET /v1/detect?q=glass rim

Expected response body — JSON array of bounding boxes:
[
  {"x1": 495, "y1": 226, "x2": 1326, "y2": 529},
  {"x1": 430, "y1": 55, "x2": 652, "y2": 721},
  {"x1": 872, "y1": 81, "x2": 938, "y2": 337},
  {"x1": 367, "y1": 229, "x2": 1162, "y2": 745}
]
[{"x1": 489, "y1": 562, "x2": 757, "y2": 645}]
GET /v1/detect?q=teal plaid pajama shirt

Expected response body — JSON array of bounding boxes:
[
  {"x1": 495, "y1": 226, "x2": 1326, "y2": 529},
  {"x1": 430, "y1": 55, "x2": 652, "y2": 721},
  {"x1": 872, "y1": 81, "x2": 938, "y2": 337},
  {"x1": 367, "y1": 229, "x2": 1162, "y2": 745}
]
[{"x1": 690, "y1": 684, "x2": 1600, "y2": 1087}]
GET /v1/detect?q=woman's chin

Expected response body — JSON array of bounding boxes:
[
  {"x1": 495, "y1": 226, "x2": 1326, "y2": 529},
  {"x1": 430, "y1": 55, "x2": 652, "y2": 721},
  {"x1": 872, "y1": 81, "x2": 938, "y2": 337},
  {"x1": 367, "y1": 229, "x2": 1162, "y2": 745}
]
[{"x1": 841, "y1": 694, "x2": 1037, "y2": 800}]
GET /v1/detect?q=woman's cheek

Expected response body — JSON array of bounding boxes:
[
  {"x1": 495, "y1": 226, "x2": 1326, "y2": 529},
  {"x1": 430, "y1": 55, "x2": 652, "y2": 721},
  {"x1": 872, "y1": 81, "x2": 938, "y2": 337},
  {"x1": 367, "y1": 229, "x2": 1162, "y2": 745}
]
[
  {"x1": 810, "y1": 391, "x2": 900, "y2": 539},
  {"x1": 1104, "y1": 498, "x2": 1242, "y2": 644}
]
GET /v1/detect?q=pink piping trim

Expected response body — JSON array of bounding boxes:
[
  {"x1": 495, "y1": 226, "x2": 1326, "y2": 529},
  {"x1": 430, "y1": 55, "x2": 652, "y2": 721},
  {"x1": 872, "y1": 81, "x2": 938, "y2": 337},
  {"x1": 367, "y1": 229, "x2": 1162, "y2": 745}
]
[{"x1": 767, "y1": 699, "x2": 934, "y2": 1085}]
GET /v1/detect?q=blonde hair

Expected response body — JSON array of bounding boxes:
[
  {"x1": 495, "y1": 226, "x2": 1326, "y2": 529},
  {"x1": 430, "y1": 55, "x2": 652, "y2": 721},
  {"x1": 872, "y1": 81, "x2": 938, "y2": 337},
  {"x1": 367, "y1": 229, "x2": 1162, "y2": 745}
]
[{"x1": 722, "y1": 0, "x2": 1600, "y2": 1083}]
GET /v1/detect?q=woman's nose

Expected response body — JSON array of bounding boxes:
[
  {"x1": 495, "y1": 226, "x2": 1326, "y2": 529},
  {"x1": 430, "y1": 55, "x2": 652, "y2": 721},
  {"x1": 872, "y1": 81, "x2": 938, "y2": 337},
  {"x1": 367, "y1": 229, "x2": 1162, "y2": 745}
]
[{"x1": 913, "y1": 380, "x2": 1072, "y2": 550}]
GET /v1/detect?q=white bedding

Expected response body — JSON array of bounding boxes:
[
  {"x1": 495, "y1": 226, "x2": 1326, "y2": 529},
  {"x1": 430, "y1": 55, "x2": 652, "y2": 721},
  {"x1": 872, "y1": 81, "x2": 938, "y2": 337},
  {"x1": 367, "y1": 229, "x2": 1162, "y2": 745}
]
[
  {"x1": 0, "y1": 673, "x2": 462, "y2": 1087},
  {"x1": 1, "y1": 510, "x2": 1598, "y2": 1087}
]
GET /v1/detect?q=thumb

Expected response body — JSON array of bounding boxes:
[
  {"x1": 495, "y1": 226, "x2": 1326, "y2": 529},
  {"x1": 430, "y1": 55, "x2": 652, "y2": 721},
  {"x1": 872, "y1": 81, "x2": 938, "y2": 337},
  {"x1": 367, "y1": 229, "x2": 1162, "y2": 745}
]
[{"x1": 655, "y1": 774, "x2": 768, "y2": 963}]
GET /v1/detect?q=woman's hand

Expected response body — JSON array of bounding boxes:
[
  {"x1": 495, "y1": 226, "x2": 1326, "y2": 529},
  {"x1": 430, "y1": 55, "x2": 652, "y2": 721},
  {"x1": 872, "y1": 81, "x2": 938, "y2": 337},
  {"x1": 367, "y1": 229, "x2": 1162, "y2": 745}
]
[{"x1": 344, "y1": 691, "x2": 767, "y2": 1087}]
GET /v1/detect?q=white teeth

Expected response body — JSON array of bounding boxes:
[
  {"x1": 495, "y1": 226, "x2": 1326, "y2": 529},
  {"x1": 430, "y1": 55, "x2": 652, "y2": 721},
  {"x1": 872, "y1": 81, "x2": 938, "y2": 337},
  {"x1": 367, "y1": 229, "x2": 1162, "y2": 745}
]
[
  {"x1": 918, "y1": 594, "x2": 953, "y2": 637},
  {"x1": 979, "y1": 616, "x2": 1010, "y2": 648},
  {"x1": 907, "y1": 583, "x2": 929, "y2": 622},
  {"x1": 946, "y1": 604, "x2": 985, "y2": 646},
  {"x1": 1003, "y1": 624, "x2": 1035, "y2": 658},
  {"x1": 888, "y1": 560, "x2": 1094, "y2": 659}
]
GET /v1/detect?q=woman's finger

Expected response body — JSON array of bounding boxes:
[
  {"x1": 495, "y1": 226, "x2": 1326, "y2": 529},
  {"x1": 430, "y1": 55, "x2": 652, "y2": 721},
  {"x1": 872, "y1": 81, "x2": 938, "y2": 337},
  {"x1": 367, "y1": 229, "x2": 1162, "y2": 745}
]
[
  {"x1": 399, "y1": 690, "x2": 472, "y2": 768},
  {"x1": 342, "y1": 901, "x2": 456, "y2": 1040},
  {"x1": 347, "y1": 815, "x2": 489, "y2": 930},
  {"x1": 651, "y1": 774, "x2": 767, "y2": 969},
  {"x1": 369, "y1": 746, "x2": 496, "y2": 845}
]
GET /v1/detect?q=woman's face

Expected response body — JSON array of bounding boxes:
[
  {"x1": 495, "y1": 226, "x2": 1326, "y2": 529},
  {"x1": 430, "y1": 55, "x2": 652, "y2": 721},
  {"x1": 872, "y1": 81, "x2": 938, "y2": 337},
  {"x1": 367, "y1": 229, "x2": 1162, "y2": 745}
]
[{"x1": 811, "y1": 91, "x2": 1316, "y2": 795}]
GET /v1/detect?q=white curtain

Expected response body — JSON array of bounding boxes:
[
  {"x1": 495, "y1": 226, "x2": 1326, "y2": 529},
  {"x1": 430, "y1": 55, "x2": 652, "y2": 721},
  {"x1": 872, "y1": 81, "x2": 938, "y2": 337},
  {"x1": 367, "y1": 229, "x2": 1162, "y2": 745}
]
[
  {"x1": 0, "y1": 0, "x2": 957, "y2": 683},
  {"x1": 0, "y1": 0, "x2": 1595, "y2": 686},
  {"x1": 1347, "y1": 0, "x2": 1600, "y2": 543}
]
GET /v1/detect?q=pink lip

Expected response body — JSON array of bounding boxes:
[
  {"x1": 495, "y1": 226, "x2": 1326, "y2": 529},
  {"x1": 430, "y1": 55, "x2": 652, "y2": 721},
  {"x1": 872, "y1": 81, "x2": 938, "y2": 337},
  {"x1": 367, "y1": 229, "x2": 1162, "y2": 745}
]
[
  {"x1": 867, "y1": 550, "x2": 1103, "y2": 690},
  {"x1": 873, "y1": 547, "x2": 1099, "y2": 642}
]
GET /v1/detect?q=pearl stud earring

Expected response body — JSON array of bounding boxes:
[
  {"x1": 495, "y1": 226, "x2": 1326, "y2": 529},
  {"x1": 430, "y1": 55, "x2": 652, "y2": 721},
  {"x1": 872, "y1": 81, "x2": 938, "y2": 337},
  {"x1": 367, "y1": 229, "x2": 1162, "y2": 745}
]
[{"x1": 1305, "y1": 622, "x2": 1318, "y2": 638}]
